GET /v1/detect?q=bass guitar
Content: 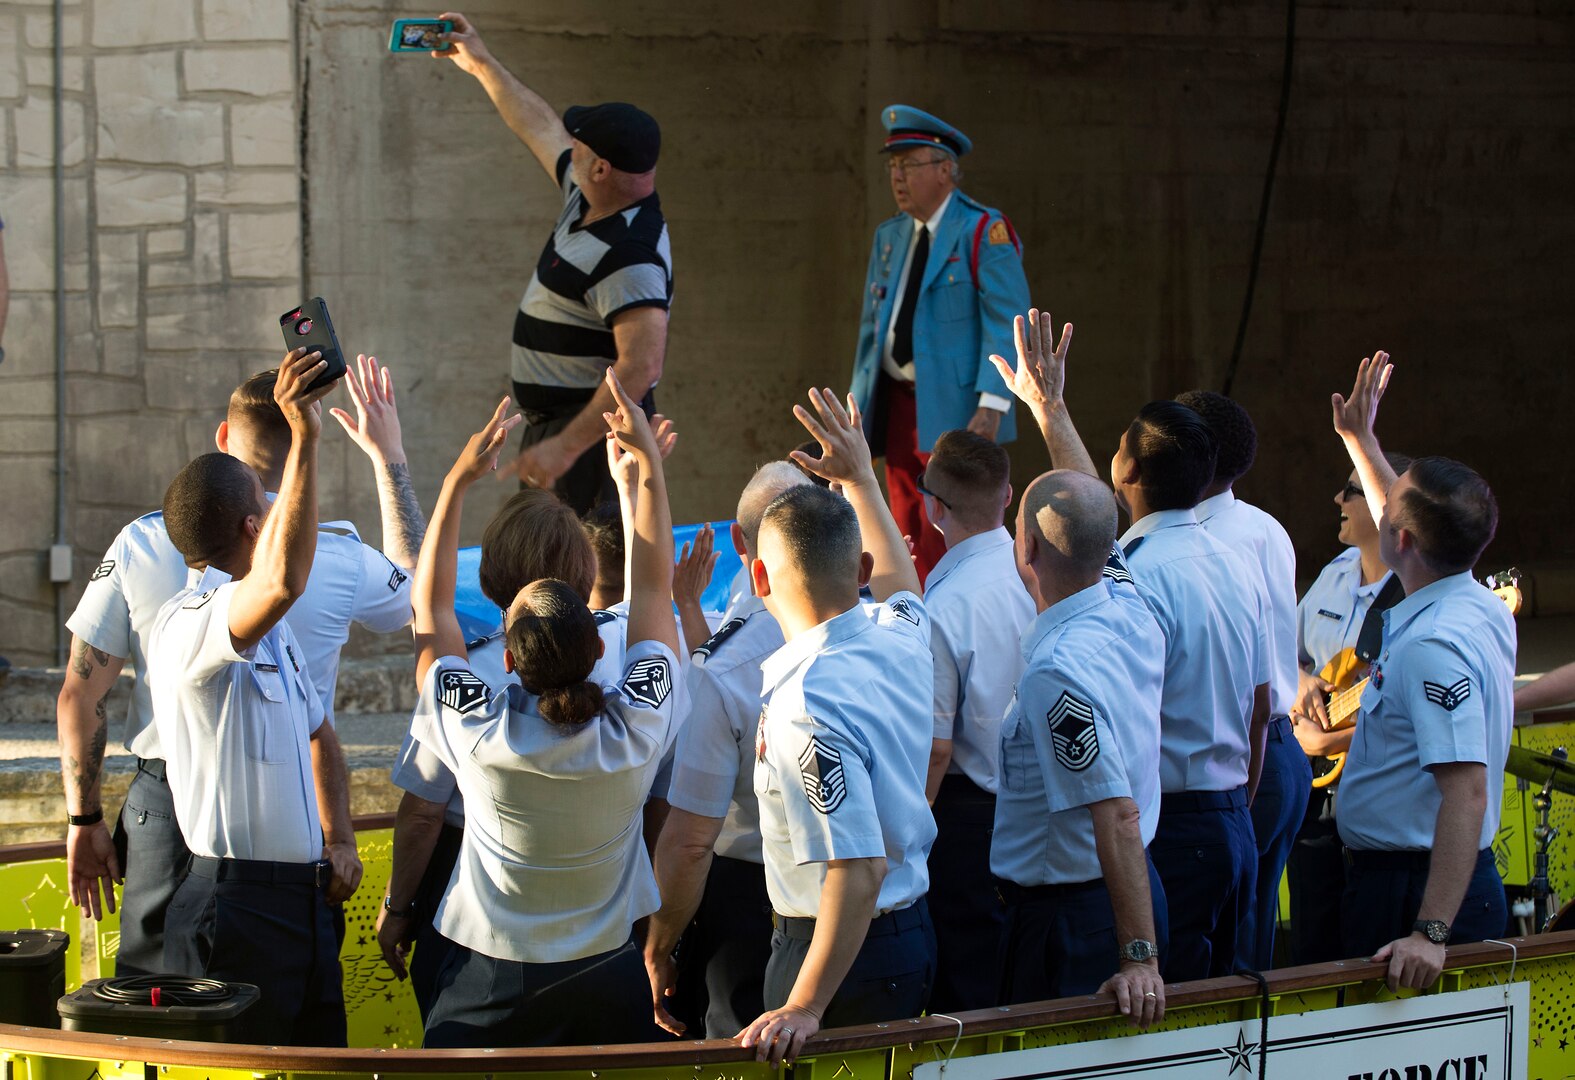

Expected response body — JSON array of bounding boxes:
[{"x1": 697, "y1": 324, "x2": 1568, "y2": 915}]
[{"x1": 1308, "y1": 568, "x2": 1524, "y2": 789}]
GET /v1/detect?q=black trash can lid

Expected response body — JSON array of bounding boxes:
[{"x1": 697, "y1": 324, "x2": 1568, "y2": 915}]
[{"x1": 0, "y1": 930, "x2": 70, "y2": 968}]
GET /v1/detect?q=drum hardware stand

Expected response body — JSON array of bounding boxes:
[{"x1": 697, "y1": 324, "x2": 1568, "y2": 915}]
[{"x1": 1531, "y1": 746, "x2": 1565, "y2": 932}]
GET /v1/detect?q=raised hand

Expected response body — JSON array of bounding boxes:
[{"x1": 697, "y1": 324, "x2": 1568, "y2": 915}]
[
  {"x1": 329, "y1": 354, "x2": 406, "y2": 465},
  {"x1": 988, "y1": 309, "x2": 1073, "y2": 413},
  {"x1": 602, "y1": 368, "x2": 661, "y2": 461},
  {"x1": 788, "y1": 388, "x2": 877, "y2": 488},
  {"x1": 432, "y1": 11, "x2": 494, "y2": 76},
  {"x1": 674, "y1": 524, "x2": 719, "y2": 608},
  {"x1": 273, "y1": 346, "x2": 335, "y2": 436},
  {"x1": 451, "y1": 397, "x2": 524, "y2": 487},
  {"x1": 607, "y1": 412, "x2": 678, "y2": 491},
  {"x1": 1331, "y1": 351, "x2": 1392, "y2": 445}
]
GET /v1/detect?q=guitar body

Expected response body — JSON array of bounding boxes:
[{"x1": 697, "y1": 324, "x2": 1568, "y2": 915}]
[{"x1": 1305, "y1": 576, "x2": 1523, "y2": 791}]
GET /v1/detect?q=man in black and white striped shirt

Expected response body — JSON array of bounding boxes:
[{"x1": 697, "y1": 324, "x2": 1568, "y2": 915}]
[{"x1": 436, "y1": 12, "x2": 672, "y2": 514}]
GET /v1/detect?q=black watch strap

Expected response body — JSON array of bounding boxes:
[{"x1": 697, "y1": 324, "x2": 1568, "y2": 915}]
[
  {"x1": 1412, "y1": 919, "x2": 1450, "y2": 944},
  {"x1": 68, "y1": 808, "x2": 104, "y2": 827},
  {"x1": 384, "y1": 894, "x2": 418, "y2": 918}
]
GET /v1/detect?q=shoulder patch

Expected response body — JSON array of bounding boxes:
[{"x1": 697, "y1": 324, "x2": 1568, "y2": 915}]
[
  {"x1": 1102, "y1": 545, "x2": 1133, "y2": 585},
  {"x1": 1423, "y1": 678, "x2": 1471, "y2": 712},
  {"x1": 693, "y1": 618, "x2": 745, "y2": 660},
  {"x1": 439, "y1": 669, "x2": 491, "y2": 714},
  {"x1": 889, "y1": 597, "x2": 920, "y2": 625},
  {"x1": 621, "y1": 656, "x2": 672, "y2": 709},
  {"x1": 798, "y1": 736, "x2": 848, "y2": 814},
  {"x1": 90, "y1": 560, "x2": 115, "y2": 582},
  {"x1": 1047, "y1": 690, "x2": 1100, "y2": 771},
  {"x1": 388, "y1": 566, "x2": 408, "y2": 592},
  {"x1": 593, "y1": 609, "x2": 620, "y2": 626},
  {"x1": 182, "y1": 589, "x2": 216, "y2": 610},
  {"x1": 988, "y1": 219, "x2": 1011, "y2": 245}
]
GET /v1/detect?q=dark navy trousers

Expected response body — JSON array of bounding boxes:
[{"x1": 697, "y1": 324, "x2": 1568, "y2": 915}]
[
  {"x1": 112, "y1": 759, "x2": 190, "y2": 976},
  {"x1": 408, "y1": 822, "x2": 464, "y2": 1023},
  {"x1": 926, "y1": 774, "x2": 1004, "y2": 1013},
  {"x1": 1236, "y1": 717, "x2": 1312, "y2": 970},
  {"x1": 996, "y1": 855, "x2": 1169, "y2": 1005},
  {"x1": 1149, "y1": 787, "x2": 1256, "y2": 982},
  {"x1": 764, "y1": 899, "x2": 936, "y2": 1027},
  {"x1": 671, "y1": 854, "x2": 773, "y2": 1038},
  {"x1": 1342, "y1": 846, "x2": 1507, "y2": 958}
]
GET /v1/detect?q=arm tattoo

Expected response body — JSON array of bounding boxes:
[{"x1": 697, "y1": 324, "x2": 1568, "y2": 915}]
[
  {"x1": 65, "y1": 696, "x2": 111, "y2": 811},
  {"x1": 377, "y1": 461, "x2": 427, "y2": 570},
  {"x1": 69, "y1": 638, "x2": 110, "y2": 680}
]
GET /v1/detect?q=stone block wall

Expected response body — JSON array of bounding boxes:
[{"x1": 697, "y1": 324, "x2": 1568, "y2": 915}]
[{"x1": 0, "y1": 0, "x2": 301, "y2": 667}]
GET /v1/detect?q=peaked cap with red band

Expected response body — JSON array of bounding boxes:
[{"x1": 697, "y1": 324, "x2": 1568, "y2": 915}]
[{"x1": 880, "y1": 104, "x2": 973, "y2": 157}]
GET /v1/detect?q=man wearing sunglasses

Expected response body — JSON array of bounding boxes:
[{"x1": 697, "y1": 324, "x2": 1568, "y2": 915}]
[{"x1": 848, "y1": 105, "x2": 1031, "y2": 581}]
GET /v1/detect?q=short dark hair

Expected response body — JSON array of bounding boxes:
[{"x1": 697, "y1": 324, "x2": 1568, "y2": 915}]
[
  {"x1": 162, "y1": 453, "x2": 263, "y2": 569},
  {"x1": 790, "y1": 440, "x2": 832, "y2": 488},
  {"x1": 227, "y1": 370, "x2": 291, "y2": 461},
  {"x1": 759, "y1": 484, "x2": 861, "y2": 596},
  {"x1": 505, "y1": 579, "x2": 605, "y2": 726},
  {"x1": 1392, "y1": 456, "x2": 1498, "y2": 574},
  {"x1": 479, "y1": 490, "x2": 597, "y2": 609},
  {"x1": 582, "y1": 500, "x2": 625, "y2": 596},
  {"x1": 1384, "y1": 450, "x2": 1415, "y2": 476},
  {"x1": 925, "y1": 429, "x2": 1012, "y2": 528},
  {"x1": 1174, "y1": 390, "x2": 1256, "y2": 485},
  {"x1": 1125, "y1": 401, "x2": 1217, "y2": 511}
]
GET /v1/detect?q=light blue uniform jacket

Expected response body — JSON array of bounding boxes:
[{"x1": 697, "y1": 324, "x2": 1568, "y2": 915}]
[{"x1": 850, "y1": 191, "x2": 1030, "y2": 451}]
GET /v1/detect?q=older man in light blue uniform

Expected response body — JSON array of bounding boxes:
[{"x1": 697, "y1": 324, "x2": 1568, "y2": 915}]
[
  {"x1": 986, "y1": 312, "x2": 1269, "y2": 984},
  {"x1": 849, "y1": 105, "x2": 1030, "y2": 580},
  {"x1": 992, "y1": 470, "x2": 1166, "y2": 1025},
  {"x1": 1328, "y1": 355, "x2": 1512, "y2": 991},
  {"x1": 643, "y1": 462, "x2": 810, "y2": 1039}
]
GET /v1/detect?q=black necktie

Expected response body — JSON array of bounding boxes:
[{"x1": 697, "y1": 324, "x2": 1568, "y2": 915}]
[{"x1": 891, "y1": 226, "x2": 930, "y2": 366}]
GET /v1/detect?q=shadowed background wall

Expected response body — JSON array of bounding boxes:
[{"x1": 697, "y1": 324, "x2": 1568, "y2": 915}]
[{"x1": 1, "y1": 0, "x2": 1570, "y2": 665}]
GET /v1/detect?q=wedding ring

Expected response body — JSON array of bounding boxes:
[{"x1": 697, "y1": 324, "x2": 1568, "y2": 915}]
[{"x1": 1144, "y1": 991, "x2": 1157, "y2": 998}]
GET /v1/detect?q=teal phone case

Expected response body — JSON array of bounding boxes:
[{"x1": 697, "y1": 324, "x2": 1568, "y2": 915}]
[{"x1": 389, "y1": 19, "x2": 451, "y2": 53}]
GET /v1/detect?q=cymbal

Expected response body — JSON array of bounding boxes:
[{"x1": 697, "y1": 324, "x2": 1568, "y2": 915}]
[{"x1": 1506, "y1": 745, "x2": 1575, "y2": 795}]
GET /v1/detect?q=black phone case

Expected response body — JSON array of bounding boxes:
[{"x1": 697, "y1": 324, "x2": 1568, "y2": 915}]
[{"x1": 278, "y1": 297, "x2": 347, "y2": 392}]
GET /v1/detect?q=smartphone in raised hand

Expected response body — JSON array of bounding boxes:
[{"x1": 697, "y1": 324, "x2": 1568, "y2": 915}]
[
  {"x1": 278, "y1": 298, "x2": 347, "y2": 392},
  {"x1": 389, "y1": 18, "x2": 452, "y2": 53}
]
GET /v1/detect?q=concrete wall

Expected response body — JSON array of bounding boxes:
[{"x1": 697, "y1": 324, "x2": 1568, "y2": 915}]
[{"x1": 2, "y1": 0, "x2": 1572, "y2": 665}]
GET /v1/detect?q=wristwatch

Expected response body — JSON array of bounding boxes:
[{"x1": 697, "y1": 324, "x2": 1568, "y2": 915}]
[
  {"x1": 383, "y1": 895, "x2": 418, "y2": 918},
  {"x1": 1413, "y1": 919, "x2": 1450, "y2": 945},
  {"x1": 1118, "y1": 939, "x2": 1158, "y2": 964},
  {"x1": 67, "y1": 808, "x2": 104, "y2": 827}
]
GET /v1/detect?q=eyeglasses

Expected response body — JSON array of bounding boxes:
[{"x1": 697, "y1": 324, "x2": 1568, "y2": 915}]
[
  {"x1": 1341, "y1": 481, "x2": 1364, "y2": 501},
  {"x1": 917, "y1": 473, "x2": 951, "y2": 509},
  {"x1": 886, "y1": 157, "x2": 951, "y2": 176}
]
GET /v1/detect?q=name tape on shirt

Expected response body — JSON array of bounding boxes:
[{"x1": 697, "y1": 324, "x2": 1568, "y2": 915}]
[
  {"x1": 1423, "y1": 678, "x2": 1472, "y2": 712},
  {"x1": 439, "y1": 669, "x2": 491, "y2": 715},
  {"x1": 798, "y1": 736, "x2": 848, "y2": 814},
  {"x1": 90, "y1": 560, "x2": 115, "y2": 582},
  {"x1": 1048, "y1": 690, "x2": 1100, "y2": 771},
  {"x1": 621, "y1": 656, "x2": 672, "y2": 709},
  {"x1": 693, "y1": 618, "x2": 745, "y2": 660},
  {"x1": 1316, "y1": 608, "x2": 1344, "y2": 621},
  {"x1": 889, "y1": 597, "x2": 920, "y2": 625}
]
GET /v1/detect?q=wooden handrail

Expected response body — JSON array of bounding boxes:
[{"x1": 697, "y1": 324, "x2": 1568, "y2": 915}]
[{"x1": 0, "y1": 933, "x2": 1568, "y2": 1072}]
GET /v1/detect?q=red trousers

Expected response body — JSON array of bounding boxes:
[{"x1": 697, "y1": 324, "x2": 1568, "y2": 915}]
[{"x1": 883, "y1": 380, "x2": 947, "y2": 584}]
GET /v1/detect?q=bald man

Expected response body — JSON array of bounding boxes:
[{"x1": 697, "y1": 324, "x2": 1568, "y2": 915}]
[{"x1": 991, "y1": 470, "x2": 1167, "y2": 1027}]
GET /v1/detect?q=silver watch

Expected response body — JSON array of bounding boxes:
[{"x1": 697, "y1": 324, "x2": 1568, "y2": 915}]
[{"x1": 1119, "y1": 939, "x2": 1158, "y2": 964}]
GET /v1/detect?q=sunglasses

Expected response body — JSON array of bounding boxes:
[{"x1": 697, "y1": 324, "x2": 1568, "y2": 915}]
[
  {"x1": 1341, "y1": 481, "x2": 1364, "y2": 501},
  {"x1": 917, "y1": 473, "x2": 951, "y2": 510}
]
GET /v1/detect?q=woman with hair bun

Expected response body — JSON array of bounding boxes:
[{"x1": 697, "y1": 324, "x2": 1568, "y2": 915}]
[{"x1": 407, "y1": 370, "x2": 682, "y2": 1048}]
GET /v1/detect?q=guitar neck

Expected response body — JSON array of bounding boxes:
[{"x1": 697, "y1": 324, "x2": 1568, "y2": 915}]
[{"x1": 1326, "y1": 676, "x2": 1368, "y2": 729}]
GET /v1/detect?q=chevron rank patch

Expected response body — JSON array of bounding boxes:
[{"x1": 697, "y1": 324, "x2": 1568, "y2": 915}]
[
  {"x1": 1047, "y1": 690, "x2": 1099, "y2": 771},
  {"x1": 889, "y1": 597, "x2": 920, "y2": 625},
  {"x1": 90, "y1": 560, "x2": 115, "y2": 582},
  {"x1": 621, "y1": 657, "x2": 672, "y2": 709},
  {"x1": 439, "y1": 669, "x2": 491, "y2": 715},
  {"x1": 694, "y1": 618, "x2": 745, "y2": 660},
  {"x1": 593, "y1": 609, "x2": 619, "y2": 626},
  {"x1": 988, "y1": 219, "x2": 1011, "y2": 245},
  {"x1": 388, "y1": 566, "x2": 408, "y2": 592},
  {"x1": 1102, "y1": 545, "x2": 1133, "y2": 585},
  {"x1": 1423, "y1": 678, "x2": 1472, "y2": 712},
  {"x1": 798, "y1": 736, "x2": 847, "y2": 814}
]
